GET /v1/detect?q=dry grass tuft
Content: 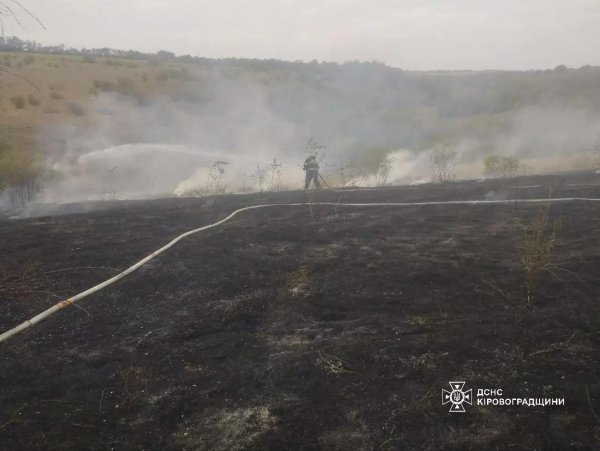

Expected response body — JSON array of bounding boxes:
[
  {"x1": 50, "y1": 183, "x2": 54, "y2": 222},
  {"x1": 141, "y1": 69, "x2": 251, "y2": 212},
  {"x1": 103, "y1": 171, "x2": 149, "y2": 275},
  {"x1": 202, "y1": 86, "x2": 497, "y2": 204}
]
[
  {"x1": 316, "y1": 351, "x2": 353, "y2": 374},
  {"x1": 120, "y1": 366, "x2": 146, "y2": 407},
  {"x1": 520, "y1": 204, "x2": 561, "y2": 305}
]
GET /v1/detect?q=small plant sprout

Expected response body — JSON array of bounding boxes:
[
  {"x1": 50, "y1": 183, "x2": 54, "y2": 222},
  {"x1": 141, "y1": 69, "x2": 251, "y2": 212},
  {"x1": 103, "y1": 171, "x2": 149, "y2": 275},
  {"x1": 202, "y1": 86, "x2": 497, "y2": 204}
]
[
  {"x1": 316, "y1": 350, "x2": 352, "y2": 374},
  {"x1": 120, "y1": 366, "x2": 145, "y2": 407}
]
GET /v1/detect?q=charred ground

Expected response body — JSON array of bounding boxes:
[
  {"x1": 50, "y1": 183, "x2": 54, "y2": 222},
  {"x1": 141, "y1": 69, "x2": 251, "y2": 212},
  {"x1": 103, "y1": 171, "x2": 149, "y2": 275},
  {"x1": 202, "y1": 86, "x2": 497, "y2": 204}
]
[{"x1": 1, "y1": 172, "x2": 600, "y2": 450}]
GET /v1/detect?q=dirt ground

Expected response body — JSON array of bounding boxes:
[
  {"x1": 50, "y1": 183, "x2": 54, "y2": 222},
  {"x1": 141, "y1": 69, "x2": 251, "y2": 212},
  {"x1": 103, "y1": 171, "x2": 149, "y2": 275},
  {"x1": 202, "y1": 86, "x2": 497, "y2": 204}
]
[{"x1": 1, "y1": 172, "x2": 600, "y2": 450}]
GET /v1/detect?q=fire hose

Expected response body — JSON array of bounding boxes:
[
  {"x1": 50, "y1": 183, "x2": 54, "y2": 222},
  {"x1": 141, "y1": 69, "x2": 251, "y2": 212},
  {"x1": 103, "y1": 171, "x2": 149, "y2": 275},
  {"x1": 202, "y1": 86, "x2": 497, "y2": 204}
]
[{"x1": 1, "y1": 197, "x2": 599, "y2": 343}]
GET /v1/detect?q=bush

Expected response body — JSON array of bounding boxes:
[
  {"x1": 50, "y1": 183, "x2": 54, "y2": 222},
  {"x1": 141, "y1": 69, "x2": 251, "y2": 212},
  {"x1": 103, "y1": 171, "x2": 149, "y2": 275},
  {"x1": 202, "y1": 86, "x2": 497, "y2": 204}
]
[
  {"x1": 156, "y1": 71, "x2": 169, "y2": 82},
  {"x1": 105, "y1": 58, "x2": 124, "y2": 67},
  {"x1": 23, "y1": 55, "x2": 35, "y2": 65},
  {"x1": 170, "y1": 90, "x2": 201, "y2": 104},
  {"x1": 92, "y1": 78, "x2": 145, "y2": 103},
  {"x1": 82, "y1": 55, "x2": 95, "y2": 63},
  {"x1": 93, "y1": 79, "x2": 116, "y2": 92},
  {"x1": 67, "y1": 102, "x2": 85, "y2": 116},
  {"x1": 430, "y1": 145, "x2": 457, "y2": 183},
  {"x1": 96, "y1": 107, "x2": 114, "y2": 116},
  {"x1": 156, "y1": 67, "x2": 194, "y2": 82},
  {"x1": 485, "y1": 155, "x2": 519, "y2": 178},
  {"x1": 115, "y1": 77, "x2": 136, "y2": 96},
  {"x1": 10, "y1": 95, "x2": 26, "y2": 109},
  {"x1": 50, "y1": 91, "x2": 64, "y2": 100},
  {"x1": 520, "y1": 204, "x2": 560, "y2": 305},
  {"x1": 362, "y1": 147, "x2": 389, "y2": 173},
  {"x1": 28, "y1": 94, "x2": 41, "y2": 106},
  {"x1": 0, "y1": 145, "x2": 43, "y2": 208},
  {"x1": 374, "y1": 156, "x2": 393, "y2": 186}
]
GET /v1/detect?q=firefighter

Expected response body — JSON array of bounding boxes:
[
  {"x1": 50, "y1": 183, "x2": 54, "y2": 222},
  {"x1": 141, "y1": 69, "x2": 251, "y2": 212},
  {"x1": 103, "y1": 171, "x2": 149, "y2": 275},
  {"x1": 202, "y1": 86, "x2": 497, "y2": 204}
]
[{"x1": 303, "y1": 155, "x2": 321, "y2": 189}]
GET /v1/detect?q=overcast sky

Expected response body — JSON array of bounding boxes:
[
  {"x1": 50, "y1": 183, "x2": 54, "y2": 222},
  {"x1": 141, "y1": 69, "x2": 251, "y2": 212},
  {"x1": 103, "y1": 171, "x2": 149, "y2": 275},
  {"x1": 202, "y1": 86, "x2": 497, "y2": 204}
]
[{"x1": 4, "y1": 0, "x2": 600, "y2": 70}]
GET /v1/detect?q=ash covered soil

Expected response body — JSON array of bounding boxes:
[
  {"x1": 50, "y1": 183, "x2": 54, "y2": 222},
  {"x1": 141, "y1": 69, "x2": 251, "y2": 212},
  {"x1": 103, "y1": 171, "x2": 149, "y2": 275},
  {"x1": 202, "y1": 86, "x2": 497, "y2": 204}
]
[{"x1": 1, "y1": 172, "x2": 600, "y2": 450}]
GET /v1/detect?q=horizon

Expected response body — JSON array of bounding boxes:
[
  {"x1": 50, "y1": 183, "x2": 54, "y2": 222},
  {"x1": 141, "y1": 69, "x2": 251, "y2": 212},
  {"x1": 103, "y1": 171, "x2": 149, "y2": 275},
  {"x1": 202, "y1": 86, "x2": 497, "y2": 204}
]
[{"x1": 1, "y1": 36, "x2": 595, "y2": 74}]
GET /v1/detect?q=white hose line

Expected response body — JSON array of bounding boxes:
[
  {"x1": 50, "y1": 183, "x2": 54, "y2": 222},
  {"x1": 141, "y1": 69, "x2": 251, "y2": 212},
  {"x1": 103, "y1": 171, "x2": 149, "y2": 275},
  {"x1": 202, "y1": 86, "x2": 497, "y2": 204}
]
[{"x1": 1, "y1": 197, "x2": 599, "y2": 344}]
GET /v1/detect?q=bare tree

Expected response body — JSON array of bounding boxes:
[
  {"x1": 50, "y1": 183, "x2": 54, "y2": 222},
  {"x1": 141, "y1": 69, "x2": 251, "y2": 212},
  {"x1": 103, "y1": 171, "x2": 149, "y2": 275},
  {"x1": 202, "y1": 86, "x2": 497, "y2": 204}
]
[
  {"x1": 268, "y1": 157, "x2": 282, "y2": 192},
  {"x1": 0, "y1": 1, "x2": 45, "y2": 37},
  {"x1": 207, "y1": 160, "x2": 228, "y2": 195},
  {"x1": 430, "y1": 144, "x2": 457, "y2": 183},
  {"x1": 251, "y1": 163, "x2": 268, "y2": 193},
  {"x1": 306, "y1": 138, "x2": 326, "y2": 158},
  {"x1": 374, "y1": 156, "x2": 393, "y2": 186}
]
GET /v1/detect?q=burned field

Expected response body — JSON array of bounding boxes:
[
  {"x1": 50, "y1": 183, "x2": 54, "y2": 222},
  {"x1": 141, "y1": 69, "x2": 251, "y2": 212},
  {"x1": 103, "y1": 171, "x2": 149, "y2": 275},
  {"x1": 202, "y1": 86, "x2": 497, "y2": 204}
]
[{"x1": 1, "y1": 173, "x2": 600, "y2": 450}]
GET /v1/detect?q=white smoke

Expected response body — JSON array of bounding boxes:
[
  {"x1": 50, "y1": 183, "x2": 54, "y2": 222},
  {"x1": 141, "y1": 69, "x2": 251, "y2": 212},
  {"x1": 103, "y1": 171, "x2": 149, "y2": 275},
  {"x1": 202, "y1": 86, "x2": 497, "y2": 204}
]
[
  {"x1": 44, "y1": 143, "x2": 305, "y2": 203},
  {"x1": 36, "y1": 69, "x2": 600, "y2": 201}
]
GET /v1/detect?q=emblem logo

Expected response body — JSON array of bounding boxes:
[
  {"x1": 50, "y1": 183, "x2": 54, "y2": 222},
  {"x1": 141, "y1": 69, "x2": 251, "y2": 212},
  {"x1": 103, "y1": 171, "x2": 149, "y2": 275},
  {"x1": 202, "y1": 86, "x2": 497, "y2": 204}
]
[{"x1": 442, "y1": 381, "x2": 472, "y2": 413}]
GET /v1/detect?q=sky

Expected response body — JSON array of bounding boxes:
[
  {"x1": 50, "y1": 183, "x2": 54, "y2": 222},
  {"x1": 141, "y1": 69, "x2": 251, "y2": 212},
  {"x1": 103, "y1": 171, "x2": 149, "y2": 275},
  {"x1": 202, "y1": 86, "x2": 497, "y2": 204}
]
[{"x1": 3, "y1": 0, "x2": 600, "y2": 70}]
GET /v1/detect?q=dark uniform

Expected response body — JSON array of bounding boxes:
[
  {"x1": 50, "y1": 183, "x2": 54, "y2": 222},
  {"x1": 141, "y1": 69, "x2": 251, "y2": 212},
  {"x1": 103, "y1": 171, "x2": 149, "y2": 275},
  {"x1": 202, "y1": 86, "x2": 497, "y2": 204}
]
[{"x1": 303, "y1": 155, "x2": 321, "y2": 189}]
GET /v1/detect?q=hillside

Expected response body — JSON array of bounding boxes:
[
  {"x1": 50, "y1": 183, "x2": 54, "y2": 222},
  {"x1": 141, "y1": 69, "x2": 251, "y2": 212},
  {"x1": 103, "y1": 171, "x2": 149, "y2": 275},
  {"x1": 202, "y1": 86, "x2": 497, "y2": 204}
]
[
  {"x1": 2, "y1": 50, "x2": 600, "y2": 160},
  {"x1": 1, "y1": 47, "x2": 600, "y2": 208}
]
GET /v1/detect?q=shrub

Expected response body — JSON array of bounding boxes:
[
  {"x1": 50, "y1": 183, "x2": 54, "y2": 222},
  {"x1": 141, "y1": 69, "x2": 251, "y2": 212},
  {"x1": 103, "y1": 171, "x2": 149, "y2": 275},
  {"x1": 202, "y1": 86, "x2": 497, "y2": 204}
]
[
  {"x1": 28, "y1": 94, "x2": 41, "y2": 106},
  {"x1": 50, "y1": 91, "x2": 64, "y2": 100},
  {"x1": 67, "y1": 102, "x2": 85, "y2": 116},
  {"x1": 156, "y1": 68, "x2": 192, "y2": 82},
  {"x1": 207, "y1": 161, "x2": 229, "y2": 195},
  {"x1": 120, "y1": 366, "x2": 146, "y2": 407},
  {"x1": 10, "y1": 95, "x2": 26, "y2": 109},
  {"x1": 520, "y1": 204, "x2": 561, "y2": 306},
  {"x1": 96, "y1": 107, "x2": 114, "y2": 116},
  {"x1": 0, "y1": 145, "x2": 43, "y2": 208},
  {"x1": 430, "y1": 145, "x2": 457, "y2": 183},
  {"x1": 93, "y1": 79, "x2": 116, "y2": 92},
  {"x1": 170, "y1": 90, "x2": 201, "y2": 103},
  {"x1": 82, "y1": 55, "x2": 95, "y2": 63},
  {"x1": 485, "y1": 155, "x2": 520, "y2": 178},
  {"x1": 105, "y1": 58, "x2": 124, "y2": 67},
  {"x1": 344, "y1": 146, "x2": 389, "y2": 182},
  {"x1": 23, "y1": 55, "x2": 34, "y2": 65},
  {"x1": 374, "y1": 156, "x2": 393, "y2": 186},
  {"x1": 92, "y1": 78, "x2": 145, "y2": 103},
  {"x1": 115, "y1": 77, "x2": 136, "y2": 96}
]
